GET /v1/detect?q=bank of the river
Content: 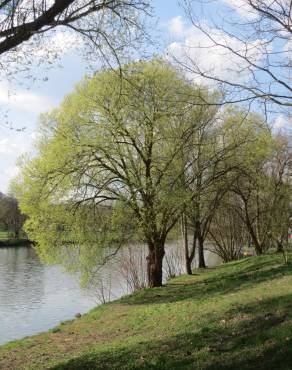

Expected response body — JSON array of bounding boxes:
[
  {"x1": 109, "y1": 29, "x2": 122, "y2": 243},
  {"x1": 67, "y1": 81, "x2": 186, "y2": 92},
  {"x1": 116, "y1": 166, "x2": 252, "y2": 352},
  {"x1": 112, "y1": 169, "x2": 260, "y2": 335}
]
[
  {"x1": 1, "y1": 253, "x2": 292, "y2": 370},
  {"x1": 0, "y1": 239, "x2": 32, "y2": 248},
  {"x1": 0, "y1": 231, "x2": 31, "y2": 247}
]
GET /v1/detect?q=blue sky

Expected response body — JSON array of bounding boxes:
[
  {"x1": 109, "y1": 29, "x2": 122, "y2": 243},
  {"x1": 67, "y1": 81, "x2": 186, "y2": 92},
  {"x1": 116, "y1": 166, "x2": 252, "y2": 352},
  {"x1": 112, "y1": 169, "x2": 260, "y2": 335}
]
[
  {"x1": 0, "y1": 1, "x2": 187, "y2": 192},
  {"x1": 0, "y1": 0, "x2": 290, "y2": 192}
]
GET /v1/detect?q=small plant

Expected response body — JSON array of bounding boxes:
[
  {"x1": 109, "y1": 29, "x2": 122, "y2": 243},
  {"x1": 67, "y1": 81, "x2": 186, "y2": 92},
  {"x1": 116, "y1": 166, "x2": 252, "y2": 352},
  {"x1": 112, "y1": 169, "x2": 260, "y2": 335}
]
[{"x1": 50, "y1": 327, "x2": 61, "y2": 333}]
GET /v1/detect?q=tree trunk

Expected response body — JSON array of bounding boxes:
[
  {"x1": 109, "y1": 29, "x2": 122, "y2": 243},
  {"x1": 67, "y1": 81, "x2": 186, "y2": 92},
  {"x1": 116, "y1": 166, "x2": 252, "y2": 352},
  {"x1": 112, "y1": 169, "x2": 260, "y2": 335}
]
[
  {"x1": 276, "y1": 240, "x2": 283, "y2": 253},
  {"x1": 198, "y1": 234, "x2": 206, "y2": 268},
  {"x1": 244, "y1": 203, "x2": 263, "y2": 255},
  {"x1": 14, "y1": 228, "x2": 19, "y2": 240},
  {"x1": 245, "y1": 219, "x2": 262, "y2": 255},
  {"x1": 252, "y1": 237, "x2": 263, "y2": 255},
  {"x1": 181, "y1": 214, "x2": 192, "y2": 275},
  {"x1": 146, "y1": 242, "x2": 165, "y2": 288},
  {"x1": 185, "y1": 256, "x2": 192, "y2": 275}
]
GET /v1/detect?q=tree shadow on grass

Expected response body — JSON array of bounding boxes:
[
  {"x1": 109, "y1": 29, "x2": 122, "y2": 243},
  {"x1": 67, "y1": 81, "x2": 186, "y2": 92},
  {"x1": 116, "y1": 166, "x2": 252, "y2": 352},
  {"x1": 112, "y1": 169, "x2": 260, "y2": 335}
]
[
  {"x1": 119, "y1": 257, "x2": 292, "y2": 306},
  {"x1": 50, "y1": 293, "x2": 292, "y2": 370}
]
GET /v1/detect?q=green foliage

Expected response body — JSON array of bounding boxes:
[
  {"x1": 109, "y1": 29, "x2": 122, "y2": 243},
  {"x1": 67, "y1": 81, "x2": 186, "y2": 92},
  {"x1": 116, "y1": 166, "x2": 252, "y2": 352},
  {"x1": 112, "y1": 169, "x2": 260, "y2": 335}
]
[
  {"x1": 0, "y1": 192, "x2": 25, "y2": 239},
  {"x1": 14, "y1": 60, "x2": 217, "y2": 283},
  {"x1": 203, "y1": 107, "x2": 292, "y2": 256}
]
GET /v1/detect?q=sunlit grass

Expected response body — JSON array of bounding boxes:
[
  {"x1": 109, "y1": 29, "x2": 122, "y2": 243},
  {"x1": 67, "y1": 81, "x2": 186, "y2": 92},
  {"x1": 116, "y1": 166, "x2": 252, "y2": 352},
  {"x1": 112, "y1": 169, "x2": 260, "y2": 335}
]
[
  {"x1": 0, "y1": 230, "x2": 27, "y2": 242},
  {"x1": 0, "y1": 231, "x2": 9, "y2": 240}
]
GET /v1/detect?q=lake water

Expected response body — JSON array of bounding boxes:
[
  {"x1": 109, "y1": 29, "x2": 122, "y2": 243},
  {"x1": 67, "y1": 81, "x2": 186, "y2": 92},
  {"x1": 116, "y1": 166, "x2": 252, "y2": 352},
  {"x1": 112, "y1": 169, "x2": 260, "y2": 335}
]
[
  {"x1": 0, "y1": 247, "x2": 97, "y2": 345},
  {"x1": 0, "y1": 244, "x2": 221, "y2": 345}
]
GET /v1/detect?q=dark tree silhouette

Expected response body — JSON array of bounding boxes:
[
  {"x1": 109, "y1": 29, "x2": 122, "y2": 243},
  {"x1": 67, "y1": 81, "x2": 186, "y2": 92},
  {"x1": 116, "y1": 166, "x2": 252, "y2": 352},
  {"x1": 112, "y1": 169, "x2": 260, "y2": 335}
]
[{"x1": 0, "y1": 1, "x2": 150, "y2": 56}]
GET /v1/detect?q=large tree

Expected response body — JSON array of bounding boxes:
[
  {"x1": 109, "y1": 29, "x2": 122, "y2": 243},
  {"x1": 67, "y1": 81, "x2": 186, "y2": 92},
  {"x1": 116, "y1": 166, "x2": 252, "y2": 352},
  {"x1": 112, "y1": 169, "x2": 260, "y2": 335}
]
[{"x1": 14, "y1": 60, "x2": 216, "y2": 287}]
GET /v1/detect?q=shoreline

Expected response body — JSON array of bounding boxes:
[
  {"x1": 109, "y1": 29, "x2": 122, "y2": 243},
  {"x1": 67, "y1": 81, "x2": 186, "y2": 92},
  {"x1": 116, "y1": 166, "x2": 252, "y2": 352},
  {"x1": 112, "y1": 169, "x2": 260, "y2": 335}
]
[
  {"x1": 0, "y1": 239, "x2": 32, "y2": 248},
  {"x1": 0, "y1": 253, "x2": 292, "y2": 369}
]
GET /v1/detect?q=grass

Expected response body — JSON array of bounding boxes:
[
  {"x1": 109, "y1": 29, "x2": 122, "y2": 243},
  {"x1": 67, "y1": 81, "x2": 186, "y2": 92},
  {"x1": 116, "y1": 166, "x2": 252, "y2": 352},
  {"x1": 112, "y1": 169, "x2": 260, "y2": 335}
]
[
  {"x1": 1, "y1": 253, "x2": 292, "y2": 369},
  {"x1": 0, "y1": 230, "x2": 29, "y2": 246},
  {"x1": 0, "y1": 230, "x2": 9, "y2": 240}
]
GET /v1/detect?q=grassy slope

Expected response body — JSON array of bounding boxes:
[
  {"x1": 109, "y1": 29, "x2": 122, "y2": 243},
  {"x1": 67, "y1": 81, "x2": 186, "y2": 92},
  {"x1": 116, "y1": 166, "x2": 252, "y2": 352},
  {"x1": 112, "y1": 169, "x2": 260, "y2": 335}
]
[{"x1": 1, "y1": 253, "x2": 292, "y2": 370}]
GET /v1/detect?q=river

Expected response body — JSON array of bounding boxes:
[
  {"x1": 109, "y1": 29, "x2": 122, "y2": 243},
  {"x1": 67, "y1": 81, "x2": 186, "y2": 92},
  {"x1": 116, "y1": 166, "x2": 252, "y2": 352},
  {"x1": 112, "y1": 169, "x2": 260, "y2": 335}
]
[{"x1": 0, "y1": 244, "x2": 221, "y2": 345}]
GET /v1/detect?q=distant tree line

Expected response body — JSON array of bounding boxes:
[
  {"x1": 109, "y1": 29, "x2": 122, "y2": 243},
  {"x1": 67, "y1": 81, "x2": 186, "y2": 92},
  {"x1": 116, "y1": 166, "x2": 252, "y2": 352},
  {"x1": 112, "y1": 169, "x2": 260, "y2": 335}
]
[{"x1": 0, "y1": 192, "x2": 26, "y2": 239}]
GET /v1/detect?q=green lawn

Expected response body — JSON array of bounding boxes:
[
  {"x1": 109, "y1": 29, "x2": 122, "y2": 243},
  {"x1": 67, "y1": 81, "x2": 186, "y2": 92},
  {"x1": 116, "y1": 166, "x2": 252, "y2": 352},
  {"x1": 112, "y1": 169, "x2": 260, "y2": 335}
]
[
  {"x1": 0, "y1": 230, "x2": 9, "y2": 240},
  {"x1": 1, "y1": 253, "x2": 292, "y2": 369},
  {"x1": 0, "y1": 230, "x2": 27, "y2": 242}
]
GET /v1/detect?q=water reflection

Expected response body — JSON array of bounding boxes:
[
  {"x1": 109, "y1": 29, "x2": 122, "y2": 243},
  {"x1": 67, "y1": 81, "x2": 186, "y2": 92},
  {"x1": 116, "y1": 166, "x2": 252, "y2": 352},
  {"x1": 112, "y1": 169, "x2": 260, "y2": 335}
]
[
  {"x1": 0, "y1": 247, "x2": 95, "y2": 345},
  {"x1": 0, "y1": 243, "x2": 221, "y2": 345}
]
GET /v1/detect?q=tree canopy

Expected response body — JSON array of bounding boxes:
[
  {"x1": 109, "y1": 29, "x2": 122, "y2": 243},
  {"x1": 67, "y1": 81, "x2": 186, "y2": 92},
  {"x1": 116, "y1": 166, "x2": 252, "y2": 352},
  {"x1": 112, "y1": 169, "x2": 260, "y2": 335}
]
[{"x1": 14, "y1": 60, "x2": 221, "y2": 286}]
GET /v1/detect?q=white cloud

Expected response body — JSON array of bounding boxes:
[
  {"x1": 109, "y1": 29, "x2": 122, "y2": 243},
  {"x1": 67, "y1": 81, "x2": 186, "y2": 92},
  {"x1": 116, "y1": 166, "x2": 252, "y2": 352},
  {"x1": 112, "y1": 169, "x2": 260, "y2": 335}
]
[
  {"x1": 166, "y1": 21, "x2": 264, "y2": 86},
  {"x1": 3, "y1": 165, "x2": 19, "y2": 180},
  {"x1": 220, "y1": 0, "x2": 258, "y2": 20},
  {"x1": 283, "y1": 39, "x2": 292, "y2": 55},
  {"x1": 33, "y1": 30, "x2": 83, "y2": 59},
  {"x1": 168, "y1": 16, "x2": 185, "y2": 37},
  {"x1": 274, "y1": 115, "x2": 292, "y2": 129},
  {"x1": 0, "y1": 131, "x2": 36, "y2": 191},
  {"x1": 0, "y1": 82, "x2": 53, "y2": 114},
  {"x1": 0, "y1": 138, "x2": 13, "y2": 154},
  {"x1": 1, "y1": 29, "x2": 83, "y2": 84},
  {"x1": 0, "y1": 132, "x2": 34, "y2": 155},
  {"x1": 0, "y1": 165, "x2": 19, "y2": 193}
]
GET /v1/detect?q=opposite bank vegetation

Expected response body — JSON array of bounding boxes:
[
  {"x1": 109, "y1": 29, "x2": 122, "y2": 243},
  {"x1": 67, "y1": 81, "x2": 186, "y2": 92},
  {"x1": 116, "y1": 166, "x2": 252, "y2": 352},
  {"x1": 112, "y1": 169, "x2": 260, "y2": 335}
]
[{"x1": 1, "y1": 253, "x2": 292, "y2": 370}]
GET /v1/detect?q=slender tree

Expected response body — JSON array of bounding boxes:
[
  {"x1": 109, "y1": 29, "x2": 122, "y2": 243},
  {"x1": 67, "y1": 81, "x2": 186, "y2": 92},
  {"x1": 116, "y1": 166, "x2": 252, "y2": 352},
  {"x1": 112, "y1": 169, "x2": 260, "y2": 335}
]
[
  {"x1": 208, "y1": 193, "x2": 248, "y2": 262},
  {"x1": 181, "y1": 107, "x2": 263, "y2": 271}
]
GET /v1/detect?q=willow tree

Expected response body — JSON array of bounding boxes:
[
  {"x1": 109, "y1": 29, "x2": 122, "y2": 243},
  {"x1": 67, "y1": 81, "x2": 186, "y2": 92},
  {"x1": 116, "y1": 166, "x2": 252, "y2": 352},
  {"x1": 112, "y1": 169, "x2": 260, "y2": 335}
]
[{"x1": 14, "y1": 60, "x2": 216, "y2": 287}]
